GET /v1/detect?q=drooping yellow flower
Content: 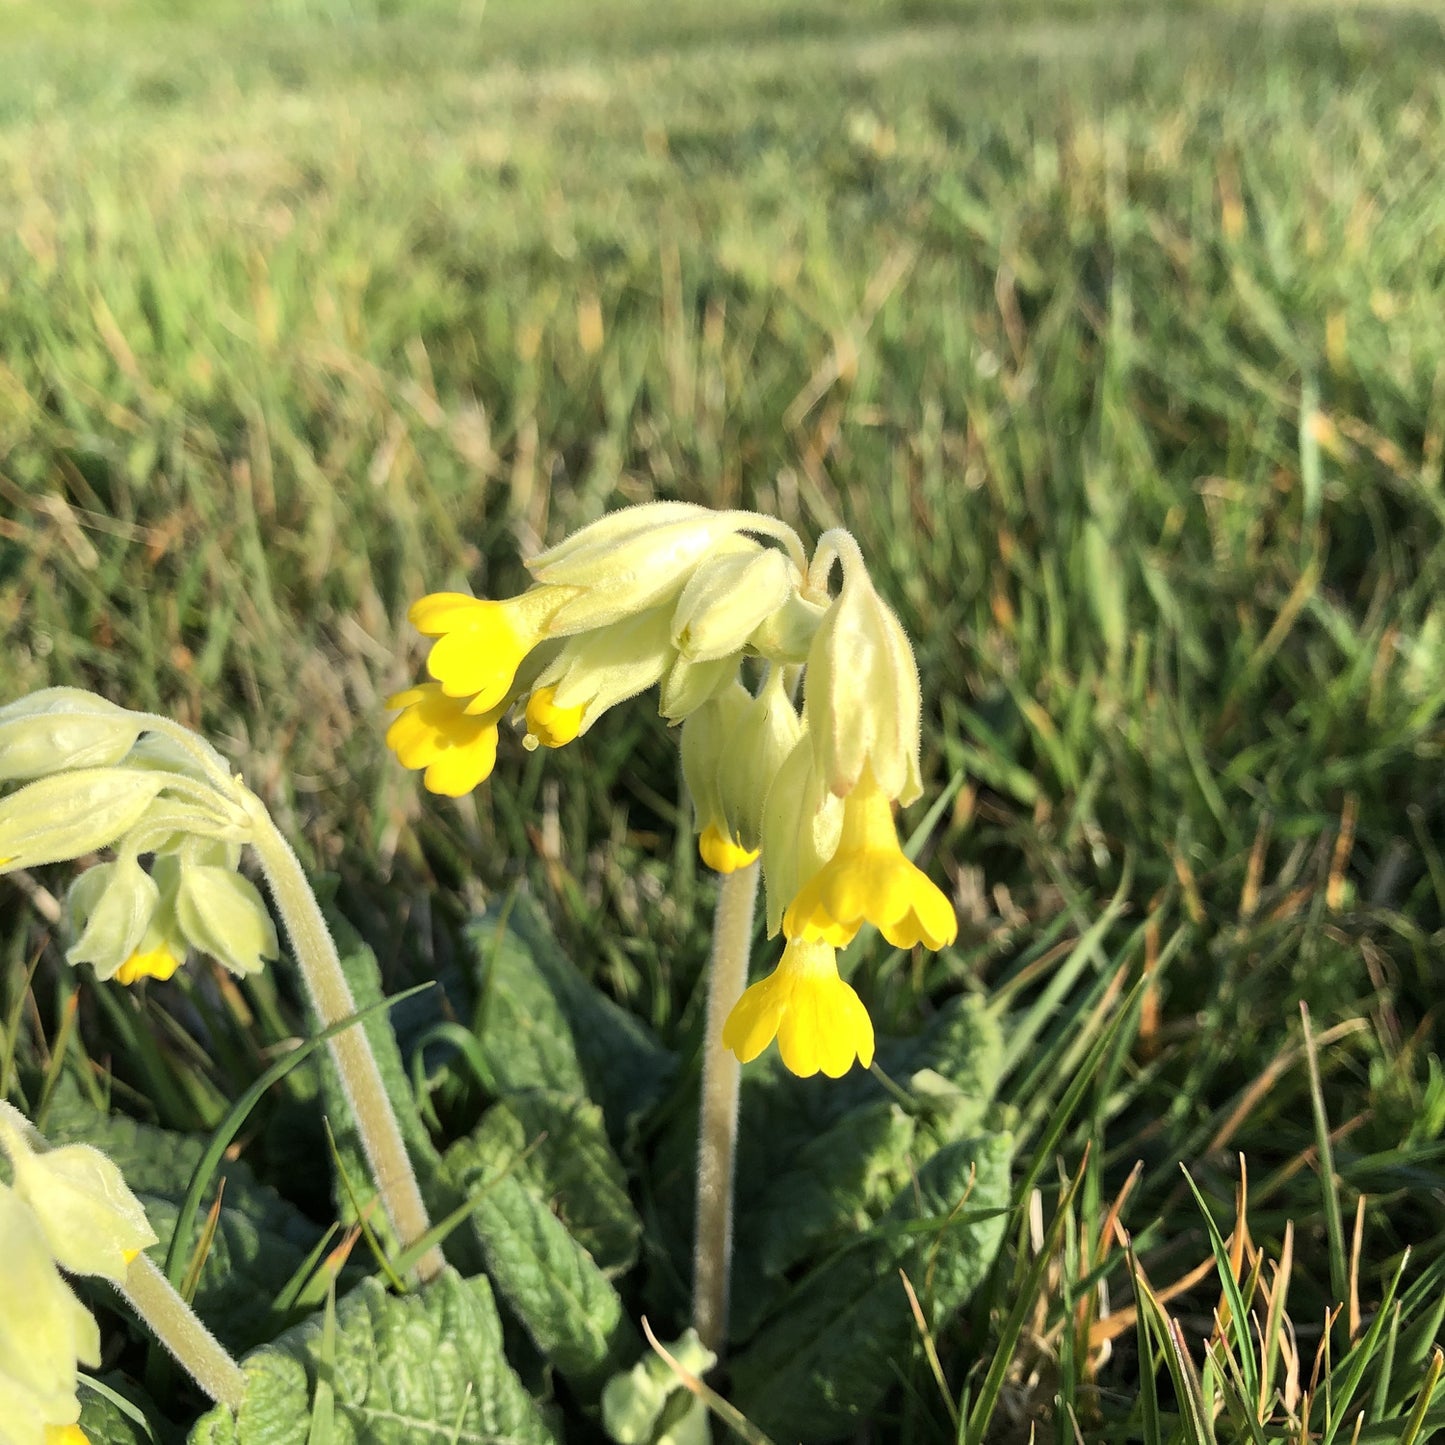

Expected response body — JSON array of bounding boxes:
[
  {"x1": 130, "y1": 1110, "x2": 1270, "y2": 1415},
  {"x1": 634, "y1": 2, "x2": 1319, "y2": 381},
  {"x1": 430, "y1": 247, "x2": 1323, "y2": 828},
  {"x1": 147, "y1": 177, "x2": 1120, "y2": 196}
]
[
  {"x1": 698, "y1": 822, "x2": 759, "y2": 874},
  {"x1": 385, "y1": 684, "x2": 506, "y2": 797},
  {"x1": 410, "y1": 588, "x2": 570, "y2": 715},
  {"x1": 721, "y1": 938, "x2": 874, "y2": 1078},
  {"x1": 783, "y1": 766, "x2": 956, "y2": 950},
  {"x1": 523, "y1": 687, "x2": 586, "y2": 749}
]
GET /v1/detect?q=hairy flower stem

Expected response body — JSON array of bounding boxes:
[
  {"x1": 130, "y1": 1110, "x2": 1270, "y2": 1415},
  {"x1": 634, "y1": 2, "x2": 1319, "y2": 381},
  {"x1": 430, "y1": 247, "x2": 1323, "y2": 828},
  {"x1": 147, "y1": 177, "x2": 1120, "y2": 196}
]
[
  {"x1": 243, "y1": 797, "x2": 444, "y2": 1282},
  {"x1": 118, "y1": 1253, "x2": 247, "y2": 1409},
  {"x1": 693, "y1": 858, "x2": 760, "y2": 1356}
]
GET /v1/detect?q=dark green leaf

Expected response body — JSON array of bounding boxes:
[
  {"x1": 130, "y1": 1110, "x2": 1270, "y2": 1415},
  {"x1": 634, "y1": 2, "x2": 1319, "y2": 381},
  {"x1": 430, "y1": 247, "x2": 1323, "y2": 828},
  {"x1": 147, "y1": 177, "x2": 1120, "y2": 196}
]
[{"x1": 189, "y1": 1270, "x2": 558, "y2": 1445}]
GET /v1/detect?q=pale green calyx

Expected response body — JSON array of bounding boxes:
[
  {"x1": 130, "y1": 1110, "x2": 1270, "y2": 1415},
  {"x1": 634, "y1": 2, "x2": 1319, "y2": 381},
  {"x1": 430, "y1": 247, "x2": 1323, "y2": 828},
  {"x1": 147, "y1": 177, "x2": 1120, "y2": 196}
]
[
  {"x1": 0, "y1": 688, "x2": 144, "y2": 784},
  {"x1": 64, "y1": 855, "x2": 161, "y2": 978},
  {"x1": 0, "y1": 1105, "x2": 158, "y2": 1282},
  {"x1": 803, "y1": 539, "x2": 923, "y2": 805},
  {"x1": 670, "y1": 545, "x2": 796, "y2": 663},
  {"x1": 683, "y1": 671, "x2": 804, "y2": 861},
  {"x1": 534, "y1": 607, "x2": 678, "y2": 734},
  {"x1": 759, "y1": 733, "x2": 843, "y2": 936},
  {"x1": 174, "y1": 860, "x2": 279, "y2": 978}
]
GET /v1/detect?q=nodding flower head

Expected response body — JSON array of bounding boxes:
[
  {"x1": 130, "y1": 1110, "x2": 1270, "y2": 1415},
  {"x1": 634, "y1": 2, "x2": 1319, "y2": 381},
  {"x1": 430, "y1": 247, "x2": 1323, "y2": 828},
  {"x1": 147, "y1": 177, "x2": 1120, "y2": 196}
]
[{"x1": 386, "y1": 506, "x2": 956, "y2": 1082}]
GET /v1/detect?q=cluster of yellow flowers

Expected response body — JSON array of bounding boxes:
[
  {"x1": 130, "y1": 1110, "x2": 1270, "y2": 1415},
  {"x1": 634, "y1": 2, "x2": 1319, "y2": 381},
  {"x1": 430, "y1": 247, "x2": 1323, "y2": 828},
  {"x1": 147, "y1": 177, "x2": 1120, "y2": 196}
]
[
  {"x1": 388, "y1": 504, "x2": 956, "y2": 1079},
  {"x1": 0, "y1": 1105, "x2": 157, "y2": 1445},
  {"x1": 0, "y1": 691, "x2": 278, "y2": 986}
]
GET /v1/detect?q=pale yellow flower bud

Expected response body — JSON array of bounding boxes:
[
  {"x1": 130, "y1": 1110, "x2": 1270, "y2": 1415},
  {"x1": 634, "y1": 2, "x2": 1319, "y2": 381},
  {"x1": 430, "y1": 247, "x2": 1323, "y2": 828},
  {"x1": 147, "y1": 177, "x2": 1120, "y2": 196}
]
[
  {"x1": 527, "y1": 505, "x2": 764, "y2": 631},
  {"x1": 0, "y1": 1106, "x2": 157, "y2": 1283},
  {"x1": 680, "y1": 684, "x2": 754, "y2": 866},
  {"x1": 803, "y1": 564, "x2": 922, "y2": 805},
  {"x1": 670, "y1": 546, "x2": 796, "y2": 663},
  {"x1": 0, "y1": 1185, "x2": 99, "y2": 1435},
  {"x1": 0, "y1": 689, "x2": 142, "y2": 785},
  {"x1": 658, "y1": 652, "x2": 737, "y2": 723}
]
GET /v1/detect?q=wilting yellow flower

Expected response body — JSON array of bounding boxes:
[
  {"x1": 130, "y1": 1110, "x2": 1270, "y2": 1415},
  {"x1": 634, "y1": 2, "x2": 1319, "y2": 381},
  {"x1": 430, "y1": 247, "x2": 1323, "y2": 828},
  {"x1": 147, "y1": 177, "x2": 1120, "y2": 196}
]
[
  {"x1": 523, "y1": 687, "x2": 586, "y2": 750},
  {"x1": 721, "y1": 938, "x2": 874, "y2": 1078},
  {"x1": 411, "y1": 588, "x2": 570, "y2": 715},
  {"x1": 385, "y1": 684, "x2": 506, "y2": 797},
  {"x1": 783, "y1": 766, "x2": 956, "y2": 950},
  {"x1": 698, "y1": 822, "x2": 759, "y2": 874}
]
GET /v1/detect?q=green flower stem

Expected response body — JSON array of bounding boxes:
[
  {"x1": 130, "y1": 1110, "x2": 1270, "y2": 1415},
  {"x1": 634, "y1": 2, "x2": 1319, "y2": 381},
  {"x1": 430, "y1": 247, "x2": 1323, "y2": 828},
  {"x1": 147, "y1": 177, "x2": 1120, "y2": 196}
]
[
  {"x1": 242, "y1": 795, "x2": 444, "y2": 1282},
  {"x1": 693, "y1": 857, "x2": 760, "y2": 1356},
  {"x1": 118, "y1": 1252, "x2": 247, "y2": 1410}
]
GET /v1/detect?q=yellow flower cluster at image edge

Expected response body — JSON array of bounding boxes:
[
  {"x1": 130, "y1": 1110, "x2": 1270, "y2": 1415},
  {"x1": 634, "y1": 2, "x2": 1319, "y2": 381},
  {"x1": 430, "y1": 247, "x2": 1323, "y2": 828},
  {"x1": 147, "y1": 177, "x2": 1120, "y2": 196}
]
[
  {"x1": 0, "y1": 1104, "x2": 157, "y2": 1445},
  {"x1": 0, "y1": 691, "x2": 279, "y2": 987},
  {"x1": 388, "y1": 504, "x2": 957, "y2": 1080}
]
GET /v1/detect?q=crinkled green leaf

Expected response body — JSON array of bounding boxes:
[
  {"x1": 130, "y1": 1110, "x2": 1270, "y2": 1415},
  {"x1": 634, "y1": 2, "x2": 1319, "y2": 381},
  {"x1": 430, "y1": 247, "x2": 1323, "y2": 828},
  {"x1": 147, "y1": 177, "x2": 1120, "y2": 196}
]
[
  {"x1": 468, "y1": 898, "x2": 674, "y2": 1139},
  {"x1": 77, "y1": 1377, "x2": 158, "y2": 1445},
  {"x1": 445, "y1": 1104, "x2": 640, "y2": 1395},
  {"x1": 505, "y1": 1090, "x2": 642, "y2": 1276},
  {"x1": 189, "y1": 1270, "x2": 558, "y2": 1445},
  {"x1": 728, "y1": 1131, "x2": 1013, "y2": 1444},
  {"x1": 473, "y1": 895, "x2": 676, "y2": 1132},
  {"x1": 39, "y1": 1084, "x2": 322, "y2": 1353}
]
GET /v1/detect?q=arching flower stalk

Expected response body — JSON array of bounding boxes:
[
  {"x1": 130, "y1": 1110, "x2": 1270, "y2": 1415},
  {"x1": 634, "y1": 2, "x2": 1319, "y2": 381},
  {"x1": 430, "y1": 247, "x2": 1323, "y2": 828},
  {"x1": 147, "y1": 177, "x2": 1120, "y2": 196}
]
[
  {"x1": 387, "y1": 503, "x2": 956, "y2": 1354},
  {"x1": 0, "y1": 691, "x2": 442, "y2": 1283}
]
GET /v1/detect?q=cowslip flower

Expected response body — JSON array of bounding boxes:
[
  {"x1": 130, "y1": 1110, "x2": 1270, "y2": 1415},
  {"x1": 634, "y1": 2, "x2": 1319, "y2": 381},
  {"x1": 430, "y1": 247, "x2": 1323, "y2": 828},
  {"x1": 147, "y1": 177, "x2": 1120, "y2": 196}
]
[
  {"x1": 720, "y1": 938, "x2": 875, "y2": 1079},
  {"x1": 781, "y1": 764, "x2": 957, "y2": 951},
  {"x1": 385, "y1": 683, "x2": 508, "y2": 796},
  {"x1": 388, "y1": 505, "x2": 955, "y2": 1081},
  {"x1": 412, "y1": 587, "x2": 574, "y2": 715}
]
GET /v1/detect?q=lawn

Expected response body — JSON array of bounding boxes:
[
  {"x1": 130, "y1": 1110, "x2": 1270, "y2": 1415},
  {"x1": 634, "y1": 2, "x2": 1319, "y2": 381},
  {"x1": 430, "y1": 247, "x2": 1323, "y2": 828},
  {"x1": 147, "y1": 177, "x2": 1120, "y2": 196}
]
[{"x1": 3, "y1": 0, "x2": 1445, "y2": 1440}]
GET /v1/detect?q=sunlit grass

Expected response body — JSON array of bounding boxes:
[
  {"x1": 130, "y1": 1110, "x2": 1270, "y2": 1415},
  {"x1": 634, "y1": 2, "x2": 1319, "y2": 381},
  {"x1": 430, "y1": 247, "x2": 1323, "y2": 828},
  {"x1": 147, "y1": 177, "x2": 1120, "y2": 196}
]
[{"x1": 3, "y1": 0, "x2": 1445, "y2": 1438}]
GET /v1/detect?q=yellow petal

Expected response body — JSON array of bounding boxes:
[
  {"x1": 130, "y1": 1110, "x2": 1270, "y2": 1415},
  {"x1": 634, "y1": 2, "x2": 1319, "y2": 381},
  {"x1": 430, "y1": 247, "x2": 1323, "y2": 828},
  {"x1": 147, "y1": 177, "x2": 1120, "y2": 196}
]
[
  {"x1": 113, "y1": 944, "x2": 183, "y2": 985},
  {"x1": 698, "y1": 823, "x2": 759, "y2": 875},
  {"x1": 525, "y1": 687, "x2": 586, "y2": 749}
]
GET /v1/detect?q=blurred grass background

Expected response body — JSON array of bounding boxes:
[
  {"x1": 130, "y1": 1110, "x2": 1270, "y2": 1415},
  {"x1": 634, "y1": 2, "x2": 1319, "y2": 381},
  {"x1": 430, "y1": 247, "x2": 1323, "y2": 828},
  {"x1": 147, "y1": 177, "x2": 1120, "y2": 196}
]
[{"x1": 4, "y1": 0, "x2": 1445, "y2": 1433}]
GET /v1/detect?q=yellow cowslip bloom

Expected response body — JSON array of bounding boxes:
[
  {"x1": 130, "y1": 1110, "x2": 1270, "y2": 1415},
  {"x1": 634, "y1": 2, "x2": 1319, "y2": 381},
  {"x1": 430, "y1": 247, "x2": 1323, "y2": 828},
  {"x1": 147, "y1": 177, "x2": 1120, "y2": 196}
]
[
  {"x1": 698, "y1": 822, "x2": 759, "y2": 874},
  {"x1": 783, "y1": 766, "x2": 956, "y2": 951},
  {"x1": 523, "y1": 687, "x2": 586, "y2": 750},
  {"x1": 385, "y1": 684, "x2": 506, "y2": 797},
  {"x1": 45, "y1": 1428, "x2": 89, "y2": 1445},
  {"x1": 410, "y1": 587, "x2": 571, "y2": 716},
  {"x1": 721, "y1": 938, "x2": 874, "y2": 1079}
]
